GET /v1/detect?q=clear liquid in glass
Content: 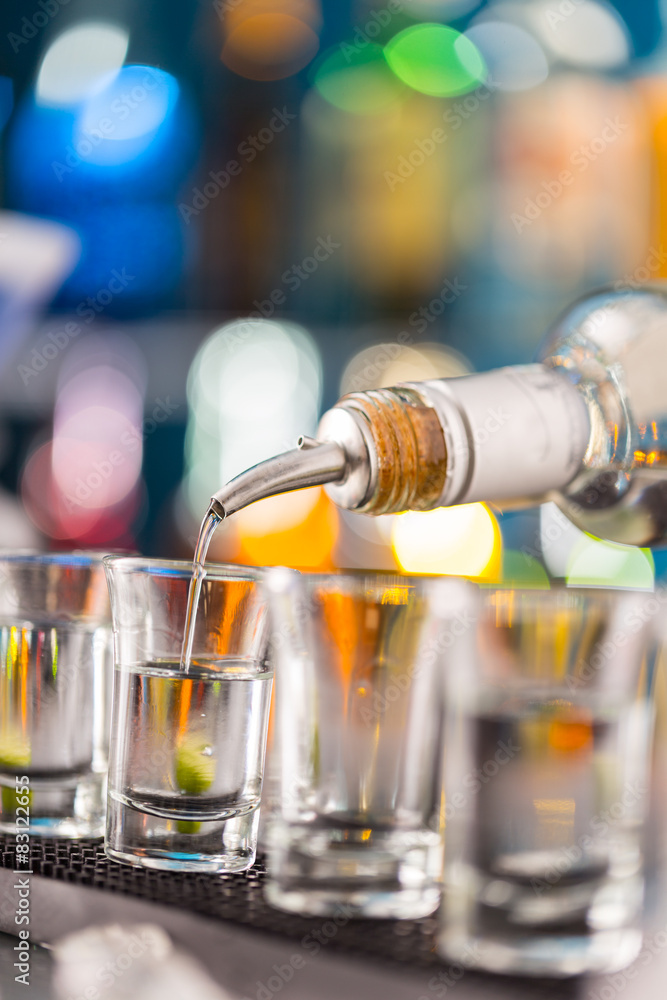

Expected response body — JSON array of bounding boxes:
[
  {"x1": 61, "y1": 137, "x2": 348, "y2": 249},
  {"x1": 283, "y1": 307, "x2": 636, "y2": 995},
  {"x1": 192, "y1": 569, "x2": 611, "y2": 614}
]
[
  {"x1": 0, "y1": 623, "x2": 111, "y2": 835},
  {"x1": 107, "y1": 657, "x2": 272, "y2": 871},
  {"x1": 440, "y1": 692, "x2": 647, "y2": 976}
]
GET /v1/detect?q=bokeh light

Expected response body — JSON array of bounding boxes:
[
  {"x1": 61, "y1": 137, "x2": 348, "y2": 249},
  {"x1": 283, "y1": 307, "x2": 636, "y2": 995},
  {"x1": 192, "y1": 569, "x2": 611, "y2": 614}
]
[
  {"x1": 385, "y1": 24, "x2": 487, "y2": 98},
  {"x1": 36, "y1": 22, "x2": 129, "y2": 107},
  {"x1": 222, "y1": 0, "x2": 321, "y2": 80},
  {"x1": 465, "y1": 21, "x2": 549, "y2": 92},
  {"x1": 58, "y1": 203, "x2": 186, "y2": 305},
  {"x1": 76, "y1": 65, "x2": 181, "y2": 166},
  {"x1": 0, "y1": 212, "x2": 79, "y2": 322},
  {"x1": 185, "y1": 319, "x2": 322, "y2": 517},
  {"x1": 566, "y1": 536, "x2": 654, "y2": 589},
  {"x1": 0, "y1": 214, "x2": 79, "y2": 378},
  {"x1": 52, "y1": 405, "x2": 141, "y2": 508},
  {"x1": 392, "y1": 503, "x2": 501, "y2": 579},
  {"x1": 541, "y1": 500, "x2": 656, "y2": 589},
  {"x1": 224, "y1": 0, "x2": 322, "y2": 32},
  {"x1": 334, "y1": 509, "x2": 399, "y2": 571},
  {"x1": 313, "y1": 44, "x2": 405, "y2": 116},
  {"x1": 499, "y1": 550, "x2": 550, "y2": 588},
  {"x1": 340, "y1": 341, "x2": 471, "y2": 394},
  {"x1": 51, "y1": 363, "x2": 143, "y2": 511},
  {"x1": 235, "y1": 488, "x2": 338, "y2": 568},
  {"x1": 528, "y1": 0, "x2": 630, "y2": 69},
  {"x1": 21, "y1": 440, "x2": 144, "y2": 545},
  {"x1": 540, "y1": 501, "x2": 587, "y2": 578},
  {"x1": 21, "y1": 335, "x2": 146, "y2": 545},
  {"x1": 8, "y1": 50, "x2": 195, "y2": 311},
  {"x1": 10, "y1": 65, "x2": 194, "y2": 208}
]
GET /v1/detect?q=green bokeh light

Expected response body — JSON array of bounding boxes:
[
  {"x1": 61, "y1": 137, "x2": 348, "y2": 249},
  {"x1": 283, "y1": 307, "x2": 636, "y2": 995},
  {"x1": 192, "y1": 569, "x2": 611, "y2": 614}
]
[
  {"x1": 497, "y1": 550, "x2": 550, "y2": 590},
  {"x1": 566, "y1": 537, "x2": 655, "y2": 590},
  {"x1": 313, "y1": 44, "x2": 405, "y2": 116},
  {"x1": 384, "y1": 24, "x2": 486, "y2": 97}
]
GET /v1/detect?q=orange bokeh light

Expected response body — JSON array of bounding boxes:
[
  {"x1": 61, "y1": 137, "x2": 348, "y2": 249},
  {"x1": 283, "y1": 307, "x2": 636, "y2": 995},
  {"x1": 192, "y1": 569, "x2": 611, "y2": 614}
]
[
  {"x1": 548, "y1": 714, "x2": 593, "y2": 755},
  {"x1": 222, "y1": 12, "x2": 319, "y2": 81},
  {"x1": 236, "y1": 486, "x2": 338, "y2": 568},
  {"x1": 223, "y1": 0, "x2": 322, "y2": 32}
]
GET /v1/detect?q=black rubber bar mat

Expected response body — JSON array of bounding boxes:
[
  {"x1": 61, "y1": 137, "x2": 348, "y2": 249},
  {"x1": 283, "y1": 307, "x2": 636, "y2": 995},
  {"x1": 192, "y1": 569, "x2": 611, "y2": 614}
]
[{"x1": 0, "y1": 835, "x2": 443, "y2": 969}]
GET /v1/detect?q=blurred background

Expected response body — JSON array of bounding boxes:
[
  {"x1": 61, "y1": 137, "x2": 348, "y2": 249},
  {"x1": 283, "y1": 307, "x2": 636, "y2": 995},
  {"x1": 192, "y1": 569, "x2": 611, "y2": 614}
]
[{"x1": 0, "y1": 0, "x2": 665, "y2": 587}]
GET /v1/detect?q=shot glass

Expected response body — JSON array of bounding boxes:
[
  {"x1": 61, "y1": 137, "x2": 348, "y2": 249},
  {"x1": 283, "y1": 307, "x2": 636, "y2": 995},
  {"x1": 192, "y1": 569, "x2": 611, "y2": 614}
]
[
  {"x1": 263, "y1": 568, "x2": 467, "y2": 919},
  {"x1": 0, "y1": 552, "x2": 112, "y2": 837},
  {"x1": 103, "y1": 557, "x2": 271, "y2": 872},
  {"x1": 438, "y1": 587, "x2": 657, "y2": 978}
]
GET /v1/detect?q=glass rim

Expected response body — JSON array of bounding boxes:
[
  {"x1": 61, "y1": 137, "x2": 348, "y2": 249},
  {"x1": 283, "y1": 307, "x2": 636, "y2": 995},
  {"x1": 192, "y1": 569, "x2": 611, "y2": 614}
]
[
  {"x1": 0, "y1": 550, "x2": 114, "y2": 568},
  {"x1": 264, "y1": 566, "x2": 473, "y2": 595},
  {"x1": 480, "y1": 584, "x2": 654, "y2": 609},
  {"x1": 264, "y1": 571, "x2": 653, "y2": 613},
  {"x1": 102, "y1": 555, "x2": 264, "y2": 582}
]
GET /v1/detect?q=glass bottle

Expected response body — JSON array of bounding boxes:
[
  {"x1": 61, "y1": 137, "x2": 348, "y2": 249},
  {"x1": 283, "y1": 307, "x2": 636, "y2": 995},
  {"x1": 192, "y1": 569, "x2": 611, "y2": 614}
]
[{"x1": 211, "y1": 285, "x2": 667, "y2": 547}]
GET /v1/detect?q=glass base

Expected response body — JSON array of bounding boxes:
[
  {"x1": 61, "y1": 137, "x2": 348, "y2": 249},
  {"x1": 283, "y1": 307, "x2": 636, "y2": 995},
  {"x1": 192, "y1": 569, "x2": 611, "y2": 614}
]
[
  {"x1": 438, "y1": 927, "x2": 644, "y2": 978},
  {"x1": 265, "y1": 881, "x2": 441, "y2": 919},
  {"x1": 106, "y1": 791, "x2": 259, "y2": 873},
  {"x1": 265, "y1": 821, "x2": 442, "y2": 918},
  {"x1": 439, "y1": 861, "x2": 646, "y2": 977},
  {"x1": 0, "y1": 773, "x2": 105, "y2": 838}
]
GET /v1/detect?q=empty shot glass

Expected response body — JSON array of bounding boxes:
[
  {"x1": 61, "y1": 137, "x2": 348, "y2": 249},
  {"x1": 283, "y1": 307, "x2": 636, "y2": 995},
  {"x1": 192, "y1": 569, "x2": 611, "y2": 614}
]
[
  {"x1": 263, "y1": 569, "x2": 468, "y2": 919},
  {"x1": 438, "y1": 587, "x2": 658, "y2": 978},
  {"x1": 0, "y1": 552, "x2": 112, "y2": 837},
  {"x1": 104, "y1": 557, "x2": 271, "y2": 872}
]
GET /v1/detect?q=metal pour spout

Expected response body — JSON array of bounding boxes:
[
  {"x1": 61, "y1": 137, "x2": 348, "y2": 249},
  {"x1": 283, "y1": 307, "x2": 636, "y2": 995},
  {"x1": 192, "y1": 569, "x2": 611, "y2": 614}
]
[{"x1": 210, "y1": 437, "x2": 349, "y2": 519}]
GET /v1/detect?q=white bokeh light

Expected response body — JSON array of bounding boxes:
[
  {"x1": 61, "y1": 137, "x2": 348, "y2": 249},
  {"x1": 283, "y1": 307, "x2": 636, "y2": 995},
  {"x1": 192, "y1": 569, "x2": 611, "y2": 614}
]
[
  {"x1": 529, "y1": 0, "x2": 630, "y2": 69},
  {"x1": 465, "y1": 22, "x2": 549, "y2": 91},
  {"x1": 185, "y1": 319, "x2": 322, "y2": 514},
  {"x1": 36, "y1": 22, "x2": 129, "y2": 107}
]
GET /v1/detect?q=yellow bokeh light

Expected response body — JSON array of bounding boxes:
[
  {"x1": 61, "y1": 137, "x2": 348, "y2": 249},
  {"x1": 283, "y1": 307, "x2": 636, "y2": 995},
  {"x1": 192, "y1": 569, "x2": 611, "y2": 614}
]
[
  {"x1": 236, "y1": 486, "x2": 338, "y2": 569},
  {"x1": 391, "y1": 503, "x2": 501, "y2": 580},
  {"x1": 339, "y1": 342, "x2": 470, "y2": 395}
]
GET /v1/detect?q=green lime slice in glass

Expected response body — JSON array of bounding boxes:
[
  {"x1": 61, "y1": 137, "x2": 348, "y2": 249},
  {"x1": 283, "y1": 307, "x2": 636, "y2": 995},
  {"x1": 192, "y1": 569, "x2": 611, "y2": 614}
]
[
  {"x1": 174, "y1": 735, "x2": 216, "y2": 834},
  {"x1": 0, "y1": 732, "x2": 32, "y2": 815}
]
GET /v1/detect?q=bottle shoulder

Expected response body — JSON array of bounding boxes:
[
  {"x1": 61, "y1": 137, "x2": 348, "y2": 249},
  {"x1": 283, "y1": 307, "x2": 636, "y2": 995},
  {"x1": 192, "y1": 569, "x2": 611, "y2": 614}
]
[
  {"x1": 537, "y1": 284, "x2": 667, "y2": 543},
  {"x1": 538, "y1": 283, "x2": 667, "y2": 372}
]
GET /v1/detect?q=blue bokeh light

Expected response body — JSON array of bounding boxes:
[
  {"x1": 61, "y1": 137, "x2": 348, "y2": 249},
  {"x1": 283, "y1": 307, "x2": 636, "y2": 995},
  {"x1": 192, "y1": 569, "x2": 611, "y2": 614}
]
[
  {"x1": 76, "y1": 66, "x2": 182, "y2": 167},
  {"x1": 7, "y1": 63, "x2": 197, "y2": 305},
  {"x1": 8, "y1": 66, "x2": 195, "y2": 210},
  {"x1": 57, "y1": 202, "x2": 187, "y2": 307}
]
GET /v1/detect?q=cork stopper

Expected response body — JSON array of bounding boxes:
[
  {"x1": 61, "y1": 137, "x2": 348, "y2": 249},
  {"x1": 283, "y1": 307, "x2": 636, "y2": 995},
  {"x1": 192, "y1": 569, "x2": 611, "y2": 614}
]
[{"x1": 330, "y1": 386, "x2": 447, "y2": 514}]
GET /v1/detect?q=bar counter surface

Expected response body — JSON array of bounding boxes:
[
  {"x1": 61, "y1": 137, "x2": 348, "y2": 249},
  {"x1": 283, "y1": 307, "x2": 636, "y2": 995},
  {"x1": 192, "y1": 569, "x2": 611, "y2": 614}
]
[{"x1": 1, "y1": 835, "x2": 666, "y2": 1000}]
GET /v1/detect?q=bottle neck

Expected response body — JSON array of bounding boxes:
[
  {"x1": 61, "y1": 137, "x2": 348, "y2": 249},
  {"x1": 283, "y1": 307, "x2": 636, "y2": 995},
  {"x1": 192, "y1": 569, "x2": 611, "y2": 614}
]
[
  {"x1": 318, "y1": 365, "x2": 591, "y2": 514},
  {"x1": 210, "y1": 364, "x2": 592, "y2": 521}
]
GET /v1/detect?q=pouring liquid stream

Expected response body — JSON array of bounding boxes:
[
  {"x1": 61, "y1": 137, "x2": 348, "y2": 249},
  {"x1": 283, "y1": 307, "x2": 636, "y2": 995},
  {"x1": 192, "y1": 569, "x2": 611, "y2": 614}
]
[
  {"x1": 179, "y1": 437, "x2": 349, "y2": 672},
  {"x1": 179, "y1": 506, "x2": 223, "y2": 671}
]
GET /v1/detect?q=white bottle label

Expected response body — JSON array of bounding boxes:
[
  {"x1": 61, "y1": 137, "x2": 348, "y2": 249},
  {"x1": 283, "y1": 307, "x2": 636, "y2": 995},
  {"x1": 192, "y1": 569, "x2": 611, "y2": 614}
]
[{"x1": 418, "y1": 365, "x2": 591, "y2": 506}]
